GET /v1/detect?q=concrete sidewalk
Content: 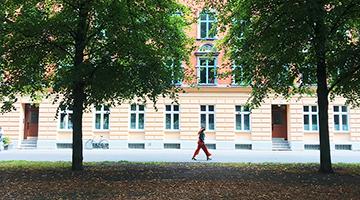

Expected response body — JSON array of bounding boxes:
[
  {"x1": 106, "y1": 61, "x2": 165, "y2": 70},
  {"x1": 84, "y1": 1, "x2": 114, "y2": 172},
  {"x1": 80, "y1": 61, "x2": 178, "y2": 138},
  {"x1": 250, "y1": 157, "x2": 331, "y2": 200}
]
[{"x1": 0, "y1": 149, "x2": 359, "y2": 163}]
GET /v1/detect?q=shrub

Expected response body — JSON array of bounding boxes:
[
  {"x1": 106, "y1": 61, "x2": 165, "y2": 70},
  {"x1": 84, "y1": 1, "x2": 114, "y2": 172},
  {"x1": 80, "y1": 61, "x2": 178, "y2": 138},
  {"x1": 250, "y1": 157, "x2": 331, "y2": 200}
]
[{"x1": 3, "y1": 136, "x2": 11, "y2": 146}]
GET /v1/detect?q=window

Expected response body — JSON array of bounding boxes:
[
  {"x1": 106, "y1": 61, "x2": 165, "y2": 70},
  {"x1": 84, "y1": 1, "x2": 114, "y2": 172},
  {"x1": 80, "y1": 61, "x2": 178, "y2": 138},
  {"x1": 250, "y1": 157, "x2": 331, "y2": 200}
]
[
  {"x1": 196, "y1": 44, "x2": 218, "y2": 85},
  {"x1": 236, "y1": 19, "x2": 246, "y2": 38},
  {"x1": 233, "y1": 65, "x2": 249, "y2": 86},
  {"x1": 172, "y1": 66, "x2": 183, "y2": 85},
  {"x1": 167, "y1": 60, "x2": 183, "y2": 85},
  {"x1": 94, "y1": 105, "x2": 110, "y2": 130},
  {"x1": 303, "y1": 106, "x2": 318, "y2": 131},
  {"x1": 198, "y1": 57, "x2": 217, "y2": 84},
  {"x1": 165, "y1": 105, "x2": 180, "y2": 130},
  {"x1": 59, "y1": 109, "x2": 73, "y2": 130},
  {"x1": 199, "y1": 11, "x2": 217, "y2": 39},
  {"x1": 199, "y1": 44, "x2": 215, "y2": 52},
  {"x1": 300, "y1": 65, "x2": 317, "y2": 86},
  {"x1": 130, "y1": 104, "x2": 145, "y2": 130},
  {"x1": 334, "y1": 106, "x2": 349, "y2": 131},
  {"x1": 235, "y1": 106, "x2": 251, "y2": 131},
  {"x1": 200, "y1": 105, "x2": 215, "y2": 130}
]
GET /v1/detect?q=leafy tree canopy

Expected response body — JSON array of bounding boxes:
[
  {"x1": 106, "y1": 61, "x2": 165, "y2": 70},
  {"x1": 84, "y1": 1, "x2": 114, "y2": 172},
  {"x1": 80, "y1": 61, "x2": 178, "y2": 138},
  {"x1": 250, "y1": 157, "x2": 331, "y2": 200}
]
[
  {"x1": 0, "y1": 0, "x2": 192, "y2": 170},
  {"x1": 0, "y1": 0, "x2": 191, "y2": 111},
  {"x1": 207, "y1": 0, "x2": 360, "y2": 173},
  {"x1": 213, "y1": 0, "x2": 360, "y2": 107}
]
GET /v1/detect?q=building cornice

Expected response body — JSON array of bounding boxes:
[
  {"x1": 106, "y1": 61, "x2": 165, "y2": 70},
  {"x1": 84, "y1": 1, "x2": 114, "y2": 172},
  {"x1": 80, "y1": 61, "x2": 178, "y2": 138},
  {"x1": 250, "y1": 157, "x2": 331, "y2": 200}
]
[{"x1": 182, "y1": 86, "x2": 252, "y2": 93}]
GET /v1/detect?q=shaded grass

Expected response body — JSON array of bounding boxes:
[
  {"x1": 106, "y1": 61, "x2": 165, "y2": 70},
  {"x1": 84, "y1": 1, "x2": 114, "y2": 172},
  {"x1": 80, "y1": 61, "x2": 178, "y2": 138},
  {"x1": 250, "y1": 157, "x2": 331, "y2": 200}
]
[
  {"x1": 0, "y1": 160, "x2": 359, "y2": 173},
  {"x1": 0, "y1": 160, "x2": 72, "y2": 169},
  {"x1": 0, "y1": 161, "x2": 359, "y2": 199}
]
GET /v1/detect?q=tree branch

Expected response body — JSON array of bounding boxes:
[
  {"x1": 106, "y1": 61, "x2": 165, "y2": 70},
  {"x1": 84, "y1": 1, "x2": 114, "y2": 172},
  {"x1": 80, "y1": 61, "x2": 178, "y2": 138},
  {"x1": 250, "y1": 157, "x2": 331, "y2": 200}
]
[
  {"x1": 328, "y1": 2, "x2": 358, "y2": 36},
  {"x1": 85, "y1": 0, "x2": 117, "y2": 43},
  {"x1": 61, "y1": 24, "x2": 77, "y2": 39},
  {"x1": 62, "y1": 0, "x2": 78, "y2": 10},
  {"x1": 328, "y1": 61, "x2": 360, "y2": 93},
  {"x1": 258, "y1": 12, "x2": 284, "y2": 36},
  {"x1": 126, "y1": 0, "x2": 140, "y2": 41},
  {"x1": 46, "y1": 41, "x2": 74, "y2": 58}
]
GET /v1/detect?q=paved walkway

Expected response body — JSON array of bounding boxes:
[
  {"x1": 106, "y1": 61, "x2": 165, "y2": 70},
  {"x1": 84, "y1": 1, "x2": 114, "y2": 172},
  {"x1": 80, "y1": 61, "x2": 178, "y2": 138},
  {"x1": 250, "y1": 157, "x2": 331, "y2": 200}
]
[{"x1": 0, "y1": 149, "x2": 359, "y2": 163}]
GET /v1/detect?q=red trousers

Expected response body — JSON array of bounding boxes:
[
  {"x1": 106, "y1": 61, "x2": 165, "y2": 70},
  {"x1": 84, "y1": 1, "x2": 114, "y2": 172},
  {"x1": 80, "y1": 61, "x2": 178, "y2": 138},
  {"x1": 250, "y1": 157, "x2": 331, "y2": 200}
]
[{"x1": 193, "y1": 140, "x2": 211, "y2": 158}]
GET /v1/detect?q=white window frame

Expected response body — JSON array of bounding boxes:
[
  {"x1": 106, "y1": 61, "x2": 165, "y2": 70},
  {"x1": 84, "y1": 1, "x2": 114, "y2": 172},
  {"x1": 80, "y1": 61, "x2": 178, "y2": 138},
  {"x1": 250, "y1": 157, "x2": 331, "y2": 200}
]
[
  {"x1": 303, "y1": 105, "x2": 319, "y2": 131},
  {"x1": 129, "y1": 104, "x2": 145, "y2": 130},
  {"x1": 232, "y1": 65, "x2": 249, "y2": 86},
  {"x1": 333, "y1": 105, "x2": 349, "y2": 132},
  {"x1": 169, "y1": 61, "x2": 183, "y2": 86},
  {"x1": 197, "y1": 57, "x2": 217, "y2": 85},
  {"x1": 198, "y1": 11, "x2": 217, "y2": 39},
  {"x1": 164, "y1": 104, "x2": 180, "y2": 131},
  {"x1": 200, "y1": 105, "x2": 215, "y2": 130},
  {"x1": 93, "y1": 105, "x2": 110, "y2": 131},
  {"x1": 58, "y1": 109, "x2": 73, "y2": 131},
  {"x1": 235, "y1": 105, "x2": 251, "y2": 131}
]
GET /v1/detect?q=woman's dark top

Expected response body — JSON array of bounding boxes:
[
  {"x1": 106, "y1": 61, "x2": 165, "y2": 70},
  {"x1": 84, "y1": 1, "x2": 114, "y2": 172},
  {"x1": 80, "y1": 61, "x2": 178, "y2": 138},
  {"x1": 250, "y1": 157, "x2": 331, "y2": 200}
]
[{"x1": 199, "y1": 131, "x2": 205, "y2": 142}]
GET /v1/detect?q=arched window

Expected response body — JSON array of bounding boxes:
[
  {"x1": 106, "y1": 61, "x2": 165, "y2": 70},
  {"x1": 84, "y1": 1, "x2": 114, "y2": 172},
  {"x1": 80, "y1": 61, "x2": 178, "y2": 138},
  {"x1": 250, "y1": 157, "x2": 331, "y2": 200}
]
[
  {"x1": 195, "y1": 44, "x2": 218, "y2": 56},
  {"x1": 199, "y1": 44, "x2": 216, "y2": 52}
]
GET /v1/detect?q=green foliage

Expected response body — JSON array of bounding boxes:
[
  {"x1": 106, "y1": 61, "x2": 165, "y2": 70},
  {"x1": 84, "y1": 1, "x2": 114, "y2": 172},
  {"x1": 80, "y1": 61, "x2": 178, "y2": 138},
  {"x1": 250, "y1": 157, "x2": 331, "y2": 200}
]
[
  {"x1": 0, "y1": 161, "x2": 71, "y2": 169},
  {"x1": 0, "y1": 0, "x2": 192, "y2": 110},
  {"x1": 3, "y1": 136, "x2": 11, "y2": 145},
  {"x1": 208, "y1": 0, "x2": 360, "y2": 173},
  {"x1": 0, "y1": 161, "x2": 359, "y2": 172},
  {"x1": 0, "y1": 0, "x2": 192, "y2": 170},
  {"x1": 216, "y1": 0, "x2": 360, "y2": 107}
]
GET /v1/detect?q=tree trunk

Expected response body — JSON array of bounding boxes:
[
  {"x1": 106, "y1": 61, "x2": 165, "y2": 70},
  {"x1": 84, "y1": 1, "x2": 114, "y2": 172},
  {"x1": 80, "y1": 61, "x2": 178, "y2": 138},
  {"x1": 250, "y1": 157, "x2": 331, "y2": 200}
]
[
  {"x1": 71, "y1": 1, "x2": 90, "y2": 171},
  {"x1": 317, "y1": 68, "x2": 333, "y2": 173},
  {"x1": 313, "y1": 0, "x2": 333, "y2": 173},
  {"x1": 72, "y1": 83, "x2": 85, "y2": 171}
]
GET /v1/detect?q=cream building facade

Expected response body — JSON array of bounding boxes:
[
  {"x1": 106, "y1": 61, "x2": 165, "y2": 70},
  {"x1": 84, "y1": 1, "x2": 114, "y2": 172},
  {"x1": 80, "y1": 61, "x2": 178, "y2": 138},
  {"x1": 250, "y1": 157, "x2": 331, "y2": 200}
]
[
  {"x1": 1, "y1": 2, "x2": 360, "y2": 151},
  {"x1": 1, "y1": 90, "x2": 360, "y2": 151}
]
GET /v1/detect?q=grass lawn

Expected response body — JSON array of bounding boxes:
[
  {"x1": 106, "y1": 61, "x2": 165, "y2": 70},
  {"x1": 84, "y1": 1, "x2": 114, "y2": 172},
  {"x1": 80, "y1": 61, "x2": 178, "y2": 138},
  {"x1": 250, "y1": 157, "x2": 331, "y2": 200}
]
[{"x1": 0, "y1": 161, "x2": 359, "y2": 199}]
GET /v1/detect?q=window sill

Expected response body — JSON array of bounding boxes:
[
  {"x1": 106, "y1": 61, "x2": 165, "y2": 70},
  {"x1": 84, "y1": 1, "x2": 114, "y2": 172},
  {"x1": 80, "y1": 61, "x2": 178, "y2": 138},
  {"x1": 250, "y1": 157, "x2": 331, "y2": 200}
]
[
  {"x1": 231, "y1": 84, "x2": 250, "y2": 87},
  {"x1": 196, "y1": 38, "x2": 218, "y2": 41},
  {"x1": 235, "y1": 130, "x2": 251, "y2": 133},
  {"x1": 164, "y1": 130, "x2": 181, "y2": 133},
  {"x1": 93, "y1": 130, "x2": 110, "y2": 133},
  {"x1": 198, "y1": 84, "x2": 218, "y2": 87},
  {"x1": 129, "y1": 130, "x2": 145, "y2": 133},
  {"x1": 333, "y1": 131, "x2": 350, "y2": 134},
  {"x1": 58, "y1": 129, "x2": 72, "y2": 133},
  {"x1": 304, "y1": 131, "x2": 319, "y2": 134}
]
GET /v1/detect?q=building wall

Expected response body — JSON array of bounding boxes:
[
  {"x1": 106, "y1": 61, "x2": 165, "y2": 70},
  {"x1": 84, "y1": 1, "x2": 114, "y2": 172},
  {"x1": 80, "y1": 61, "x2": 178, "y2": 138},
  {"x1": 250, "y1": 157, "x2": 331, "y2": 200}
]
[
  {"x1": 1, "y1": 2, "x2": 359, "y2": 151},
  {"x1": 1, "y1": 89, "x2": 360, "y2": 151},
  {"x1": 0, "y1": 102, "x2": 23, "y2": 147}
]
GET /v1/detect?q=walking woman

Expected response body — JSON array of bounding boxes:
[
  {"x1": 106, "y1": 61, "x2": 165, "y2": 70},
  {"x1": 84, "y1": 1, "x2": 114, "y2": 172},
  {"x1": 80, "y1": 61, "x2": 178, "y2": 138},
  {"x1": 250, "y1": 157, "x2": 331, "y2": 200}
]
[{"x1": 192, "y1": 127, "x2": 212, "y2": 161}]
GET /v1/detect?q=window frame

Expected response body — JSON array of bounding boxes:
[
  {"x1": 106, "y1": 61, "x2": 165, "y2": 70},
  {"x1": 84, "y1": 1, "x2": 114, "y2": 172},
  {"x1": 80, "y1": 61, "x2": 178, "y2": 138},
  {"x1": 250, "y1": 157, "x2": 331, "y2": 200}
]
[
  {"x1": 164, "y1": 104, "x2": 180, "y2": 131},
  {"x1": 232, "y1": 64, "x2": 249, "y2": 86},
  {"x1": 58, "y1": 109, "x2": 73, "y2": 131},
  {"x1": 303, "y1": 105, "x2": 319, "y2": 132},
  {"x1": 200, "y1": 105, "x2": 216, "y2": 131},
  {"x1": 129, "y1": 104, "x2": 145, "y2": 130},
  {"x1": 169, "y1": 60, "x2": 184, "y2": 86},
  {"x1": 93, "y1": 105, "x2": 110, "y2": 131},
  {"x1": 198, "y1": 11, "x2": 217, "y2": 40},
  {"x1": 197, "y1": 56, "x2": 217, "y2": 85},
  {"x1": 234, "y1": 105, "x2": 251, "y2": 132},
  {"x1": 333, "y1": 105, "x2": 349, "y2": 132}
]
